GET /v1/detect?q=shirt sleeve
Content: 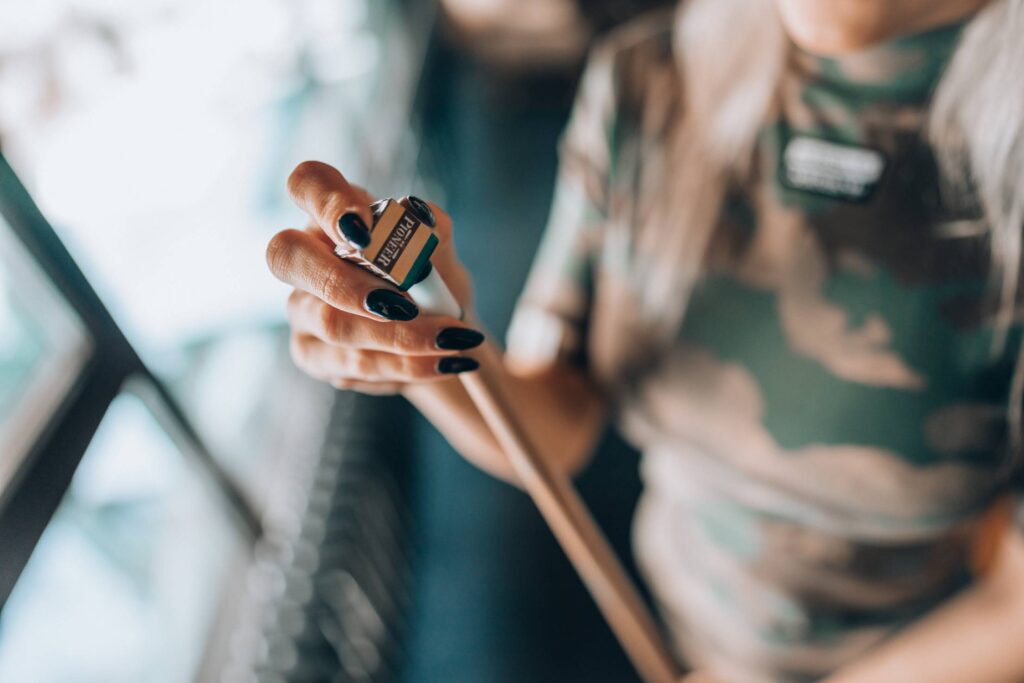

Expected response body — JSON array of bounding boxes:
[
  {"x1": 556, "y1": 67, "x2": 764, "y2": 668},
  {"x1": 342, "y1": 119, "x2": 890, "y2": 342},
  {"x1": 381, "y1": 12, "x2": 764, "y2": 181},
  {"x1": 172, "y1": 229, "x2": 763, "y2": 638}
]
[{"x1": 505, "y1": 45, "x2": 617, "y2": 372}]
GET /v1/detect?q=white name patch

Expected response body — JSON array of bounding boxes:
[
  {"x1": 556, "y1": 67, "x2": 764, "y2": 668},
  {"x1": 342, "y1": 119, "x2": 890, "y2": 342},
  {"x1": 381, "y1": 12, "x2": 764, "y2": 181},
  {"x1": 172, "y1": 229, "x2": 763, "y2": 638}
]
[{"x1": 781, "y1": 136, "x2": 886, "y2": 202}]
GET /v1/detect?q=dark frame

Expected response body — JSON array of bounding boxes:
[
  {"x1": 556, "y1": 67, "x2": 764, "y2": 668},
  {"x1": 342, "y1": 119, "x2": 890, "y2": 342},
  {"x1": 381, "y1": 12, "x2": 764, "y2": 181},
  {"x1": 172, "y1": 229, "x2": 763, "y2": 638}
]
[{"x1": 0, "y1": 153, "x2": 261, "y2": 610}]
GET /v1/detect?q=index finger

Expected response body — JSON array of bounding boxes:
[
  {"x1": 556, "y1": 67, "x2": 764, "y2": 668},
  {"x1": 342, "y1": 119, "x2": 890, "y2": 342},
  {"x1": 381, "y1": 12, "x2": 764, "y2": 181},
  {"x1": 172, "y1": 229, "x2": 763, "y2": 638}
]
[{"x1": 287, "y1": 160, "x2": 374, "y2": 250}]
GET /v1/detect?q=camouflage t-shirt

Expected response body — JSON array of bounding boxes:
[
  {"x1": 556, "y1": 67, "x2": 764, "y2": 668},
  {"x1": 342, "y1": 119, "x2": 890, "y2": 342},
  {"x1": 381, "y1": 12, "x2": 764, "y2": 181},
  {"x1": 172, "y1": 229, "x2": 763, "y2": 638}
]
[{"x1": 506, "y1": 13, "x2": 1024, "y2": 683}]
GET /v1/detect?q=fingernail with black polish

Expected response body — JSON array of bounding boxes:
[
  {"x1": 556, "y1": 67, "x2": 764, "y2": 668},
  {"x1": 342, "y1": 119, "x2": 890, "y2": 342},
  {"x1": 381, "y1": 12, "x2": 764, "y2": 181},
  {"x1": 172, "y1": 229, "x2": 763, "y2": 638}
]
[
  {"x1": 438, "y1": 357, "x2": 479, "y2": 374},
  {"x1": 365, "y1": 290, "x2": 418, "y2": 321},
  {"x1": 338, "y1": 212, "x2": 371, "y2": 249},
  {"x1": 436, "y1": 327, "x2": 484, "y2": 351},
  {"x1": 407, "y1": 196, "x2": 436, "y2": 227}
]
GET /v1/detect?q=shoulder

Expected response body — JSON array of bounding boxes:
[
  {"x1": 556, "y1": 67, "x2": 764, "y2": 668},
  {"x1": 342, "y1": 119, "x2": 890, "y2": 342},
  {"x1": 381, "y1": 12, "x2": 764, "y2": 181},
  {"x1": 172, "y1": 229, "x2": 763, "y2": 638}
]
[{"x1": 565, "y1": 10, "x2": 681, "y2": 165}]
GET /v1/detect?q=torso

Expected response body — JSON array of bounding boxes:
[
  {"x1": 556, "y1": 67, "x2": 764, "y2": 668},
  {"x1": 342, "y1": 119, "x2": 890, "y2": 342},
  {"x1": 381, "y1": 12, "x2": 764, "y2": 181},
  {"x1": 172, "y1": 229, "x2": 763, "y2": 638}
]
[{"x1": 611, "y1": 18, "x2": 1019, "y2": 683}]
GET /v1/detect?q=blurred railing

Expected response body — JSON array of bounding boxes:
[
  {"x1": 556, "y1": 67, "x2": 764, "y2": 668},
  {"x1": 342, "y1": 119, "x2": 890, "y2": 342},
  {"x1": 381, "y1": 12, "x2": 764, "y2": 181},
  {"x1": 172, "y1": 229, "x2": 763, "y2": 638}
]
[{"x1": 220, "y1": 392, "x2": 416, "y2": 683}]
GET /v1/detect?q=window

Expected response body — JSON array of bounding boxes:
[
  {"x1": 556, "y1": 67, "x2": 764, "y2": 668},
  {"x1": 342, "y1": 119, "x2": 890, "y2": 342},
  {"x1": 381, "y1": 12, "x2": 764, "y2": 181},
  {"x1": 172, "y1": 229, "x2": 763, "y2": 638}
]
[
  {"x1": 0, "y1": 217, "x2": 91, "y2": 494},
  {"x1": 0, "y1": 392, "x2": 244, "y2": 682},
  {"x1": 0, "y1": 147, "x2": 256, "y2": 681}
]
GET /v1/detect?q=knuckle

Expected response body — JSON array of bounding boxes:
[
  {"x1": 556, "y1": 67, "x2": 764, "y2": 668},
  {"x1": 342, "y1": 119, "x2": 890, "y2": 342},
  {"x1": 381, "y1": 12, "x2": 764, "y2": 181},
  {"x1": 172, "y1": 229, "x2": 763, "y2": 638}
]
[
  {"x1": 391, "y1": 321, "x2": 434, "y2": 354},
  {"x1": 329, "y1": 310, "x2": 358, "y2": 346},
  {"x1": 397, "y1": 354, "x2": 416, "y2": 378},
  {"x1": 317, "y1": 263, "x2": 351, "y2": 306},
  {"x1": 388, "y1": 323, "x2": 416, "y2": 352},
  {"x1": 353, "y1": 353, "x2": 377, "y2": 379},
  {"x1": 317, "y1": 304, "x2": 341, "y2": 341},
  {"x1": 399, "y1": 354, "x2": 430, "y2": 379}
]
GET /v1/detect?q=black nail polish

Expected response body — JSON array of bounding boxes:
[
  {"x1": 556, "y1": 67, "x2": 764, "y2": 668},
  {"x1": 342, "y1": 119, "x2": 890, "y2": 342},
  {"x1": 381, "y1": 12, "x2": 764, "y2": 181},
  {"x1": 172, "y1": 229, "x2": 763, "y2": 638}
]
[
  {"x1": 407, "y1": 196, "x2": 435, "y2": 227},
  {"x1": 438, "y1": 357, "x2": 479, "y2": 374},
  {"x1": 365, "y1": 290, "x2": 418, "y2": 321},
  {"x1": 436, "y1": 327, "x2": 484, "y2": 351},
  {"x1": 338, "y1": 212, "x2": 371, "y2": 249}
]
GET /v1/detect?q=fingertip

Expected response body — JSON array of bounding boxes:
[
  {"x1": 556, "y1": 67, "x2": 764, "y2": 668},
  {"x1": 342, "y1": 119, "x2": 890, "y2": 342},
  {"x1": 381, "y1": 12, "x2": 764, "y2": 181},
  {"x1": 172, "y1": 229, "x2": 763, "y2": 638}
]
[
  {"x1": 338, "y1": 212, "x2": 371, "y2": 249},
  {"x1": 435, "y1": 327, "x2": 484, "y2": 351},
  {"x1": 266, "y1": 228, "x2": 305, "y2": 277},
  {"x1": 287, "y1": 161, "x2": 373, "y2": 244},
  {"x1": 364, "y1": 289, "x2": 420, "y2": 322},
  {"x1": 287, "y1": 161, "x2": 341, "y2": 204}
]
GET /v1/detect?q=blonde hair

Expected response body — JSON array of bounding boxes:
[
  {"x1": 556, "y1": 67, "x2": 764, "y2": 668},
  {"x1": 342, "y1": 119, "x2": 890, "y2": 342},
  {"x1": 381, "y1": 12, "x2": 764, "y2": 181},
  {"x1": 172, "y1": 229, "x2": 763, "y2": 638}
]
[
  {"x1": 929, "y1": 0, "x2": 1024, "y2": 339},
  {"x1": 636, "y1": 0, "x2": 786, "y2": 338},
  {"x1": 927, "y1": 0, "x2": 1024, "y2": 461}
]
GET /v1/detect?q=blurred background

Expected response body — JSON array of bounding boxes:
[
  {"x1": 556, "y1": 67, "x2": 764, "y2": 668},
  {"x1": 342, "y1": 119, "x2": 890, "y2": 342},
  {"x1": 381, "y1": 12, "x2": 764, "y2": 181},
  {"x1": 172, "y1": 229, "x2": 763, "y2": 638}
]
[{"x1": 0, "y1": 0, "x2": 671, "y2": 681}]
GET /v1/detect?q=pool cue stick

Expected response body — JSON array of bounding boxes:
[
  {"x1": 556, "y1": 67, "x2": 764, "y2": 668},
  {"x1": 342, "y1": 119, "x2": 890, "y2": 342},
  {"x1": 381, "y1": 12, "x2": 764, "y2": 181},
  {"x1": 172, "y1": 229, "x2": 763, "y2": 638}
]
[
  {"x1": 457, "y1": 344, "x2": 683, "y2": 683},
  {"x1": 334, "y1": 195, "x2": 683, "y2": 682}
]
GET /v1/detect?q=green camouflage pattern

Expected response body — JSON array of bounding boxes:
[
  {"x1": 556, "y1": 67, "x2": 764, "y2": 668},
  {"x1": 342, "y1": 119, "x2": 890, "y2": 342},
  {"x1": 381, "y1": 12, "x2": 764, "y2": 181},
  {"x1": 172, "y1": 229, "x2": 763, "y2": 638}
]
[{"x1": 506, "y1": 12, "x2": 1022, "y2": 683}]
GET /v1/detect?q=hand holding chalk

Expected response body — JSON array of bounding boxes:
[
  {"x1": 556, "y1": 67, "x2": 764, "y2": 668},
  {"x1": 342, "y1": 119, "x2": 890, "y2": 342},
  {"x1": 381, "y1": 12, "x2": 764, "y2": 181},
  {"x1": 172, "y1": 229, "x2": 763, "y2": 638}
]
[
  {"x1": 267, "y1": 162, "x2": 483, "y2": 393},
  {"x1": 333, "y1": 196, "x2": 463, "y2": 319}
]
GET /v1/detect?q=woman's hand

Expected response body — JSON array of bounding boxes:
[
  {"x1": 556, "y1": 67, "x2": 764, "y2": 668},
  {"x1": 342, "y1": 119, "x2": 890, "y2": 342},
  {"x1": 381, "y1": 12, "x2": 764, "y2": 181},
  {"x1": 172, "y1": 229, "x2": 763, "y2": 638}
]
[
  {"x1": 266, "y1": 160, "x2": 482, "y2": 395},
  {"x1": 267, "y1": 162, "x2": 604, "y2": 483}
]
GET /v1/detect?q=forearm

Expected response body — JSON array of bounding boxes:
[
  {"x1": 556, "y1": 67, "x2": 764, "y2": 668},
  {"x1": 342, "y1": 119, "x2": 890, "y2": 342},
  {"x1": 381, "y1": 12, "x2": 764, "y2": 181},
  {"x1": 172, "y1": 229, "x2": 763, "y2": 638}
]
[
  {"x1": 825, "y1": 524, "x2": 1024, "y2": 683},
  {"x1": 403, "y1": 343, "x2": 514, "y2": 482},
  {"x1": 402, "y1": 340, "x2": 606, "y2": 485}
]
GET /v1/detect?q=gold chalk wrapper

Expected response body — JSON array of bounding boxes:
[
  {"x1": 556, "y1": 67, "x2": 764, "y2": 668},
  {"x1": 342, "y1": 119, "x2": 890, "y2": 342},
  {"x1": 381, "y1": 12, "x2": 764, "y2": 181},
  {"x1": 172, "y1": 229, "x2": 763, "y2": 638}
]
[{"x1": 335, "y1": 198, "x2": 438, "y2": 291}]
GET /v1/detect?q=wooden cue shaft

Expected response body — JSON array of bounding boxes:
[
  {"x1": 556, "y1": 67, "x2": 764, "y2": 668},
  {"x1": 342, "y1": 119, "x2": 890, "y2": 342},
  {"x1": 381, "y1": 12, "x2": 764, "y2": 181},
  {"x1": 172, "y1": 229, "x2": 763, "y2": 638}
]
[{"x1": 457, "y1": 352, "x2": 682, "y2": 683}]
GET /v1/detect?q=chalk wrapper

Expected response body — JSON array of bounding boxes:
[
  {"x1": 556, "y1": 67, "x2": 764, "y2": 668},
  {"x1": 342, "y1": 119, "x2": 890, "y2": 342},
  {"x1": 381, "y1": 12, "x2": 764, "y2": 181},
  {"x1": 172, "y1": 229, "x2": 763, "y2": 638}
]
[
  {"x1": 334, "y1": 197, "x2": 463, "y2": 319},
  {"x1": 336, "y1": 198, "x2": 438, "y2": 291}
]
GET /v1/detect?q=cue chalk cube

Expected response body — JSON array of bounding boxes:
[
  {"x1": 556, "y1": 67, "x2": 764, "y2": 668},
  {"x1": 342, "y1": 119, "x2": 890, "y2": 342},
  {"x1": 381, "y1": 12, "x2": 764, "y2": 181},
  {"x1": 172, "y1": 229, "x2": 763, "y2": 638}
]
[{"x1": 335, "y1": 197, "x2": 439, "y2": 291}]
